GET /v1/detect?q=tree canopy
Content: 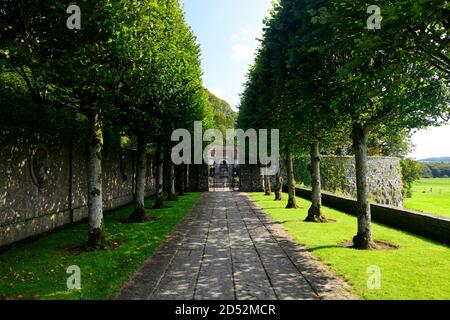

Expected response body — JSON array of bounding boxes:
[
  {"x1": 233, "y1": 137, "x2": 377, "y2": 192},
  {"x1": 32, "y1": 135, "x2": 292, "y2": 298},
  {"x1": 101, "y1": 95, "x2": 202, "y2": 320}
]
[
  {"x1": 0, "y1": 0, "x2": 212, "y2": 244},
  {"x1": 207, "y1": 90, "x2": 237, "y2": 136},
  {"x1": 238, "y1": 0, "x2": 449, "y2": 248}
]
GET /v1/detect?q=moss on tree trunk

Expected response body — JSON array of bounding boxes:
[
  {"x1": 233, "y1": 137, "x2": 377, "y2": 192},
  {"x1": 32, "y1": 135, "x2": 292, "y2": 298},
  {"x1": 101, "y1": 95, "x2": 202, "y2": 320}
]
[
  {"x1": 274, "y1": 172, "x2": 282, "y2": 201},
  {"x1": 305, "y1": 140, "x2": 327, "y2": 223},
  {"x1": 86, "y1": 108, "x2": 106, "y2": 247},
  {"x1": 128, "y1": 134, "x2": 148, "y2": 223},
  {"x1": 286, "y1": 151, "x2": 299, "y2": 209},
  {"x1": 352, "y1": 124, "x2": 374, "y2": 249},
  {"x1": 177, "y1": 164, "x2": 185, "y2": 196},
  {"x1": 167, "y1": 161, "x2": 178, "y2": 201},
  {"x1": 154, "y1": 142, "x2": 164, "y2": 209},
  {"x1": 264, "y1": 171, "x2": 272, "y2": 196}
]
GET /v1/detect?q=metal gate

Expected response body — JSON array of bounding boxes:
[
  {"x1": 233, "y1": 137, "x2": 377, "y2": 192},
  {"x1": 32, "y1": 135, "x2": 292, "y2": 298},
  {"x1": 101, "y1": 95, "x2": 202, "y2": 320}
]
[{"x1": 209, "y1": 161, "x2": 239, "y2": 191}]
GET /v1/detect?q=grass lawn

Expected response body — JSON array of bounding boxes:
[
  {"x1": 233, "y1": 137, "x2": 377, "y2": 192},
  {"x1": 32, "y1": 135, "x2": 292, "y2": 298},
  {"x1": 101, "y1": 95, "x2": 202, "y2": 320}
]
[
  {"x1": 404, "y1": 178, "x2": 450, "y2": 219},
  {"x1": 248, "y1": 192, "x2": 450, "y2": 300},
  {"x1": 0, "y1": 192, "x2": 202, "y2": 300}
]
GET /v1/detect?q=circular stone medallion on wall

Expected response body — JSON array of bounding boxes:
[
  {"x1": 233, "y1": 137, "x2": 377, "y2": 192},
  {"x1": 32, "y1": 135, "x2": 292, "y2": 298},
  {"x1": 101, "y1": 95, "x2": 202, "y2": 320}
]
[
  {"x1": 120, "y1": 155, "x2": 128, "y2": 182},
  {"x1": 29, "y1": 146, "x2": 49, "y2": 190}
]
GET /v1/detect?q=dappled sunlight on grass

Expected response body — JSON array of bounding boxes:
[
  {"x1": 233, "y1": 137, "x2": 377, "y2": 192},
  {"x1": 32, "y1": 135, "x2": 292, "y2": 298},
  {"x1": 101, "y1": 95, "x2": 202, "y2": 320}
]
[
  {"x1": 0, "y1": 193, "x2": 202, "y2": 300},
  {"x1": 249, "y1": 192, "x2": 450, "y2": 300}
]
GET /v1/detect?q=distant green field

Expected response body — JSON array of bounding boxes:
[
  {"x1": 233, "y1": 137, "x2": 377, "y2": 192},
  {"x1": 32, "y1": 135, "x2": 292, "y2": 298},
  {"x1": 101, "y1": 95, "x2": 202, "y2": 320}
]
[
  {"x1": 404, "y1": 178, "x2": 450, "y2": 219},
  {"x1": 249, "y1": 192, "x2": 450, "y2": 300}
]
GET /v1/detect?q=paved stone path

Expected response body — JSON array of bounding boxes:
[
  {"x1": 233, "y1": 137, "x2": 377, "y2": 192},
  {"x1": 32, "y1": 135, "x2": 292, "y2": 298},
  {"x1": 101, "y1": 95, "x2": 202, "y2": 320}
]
[{"x1": 117, "y1": 192, "x2": 356, "y2": 300}]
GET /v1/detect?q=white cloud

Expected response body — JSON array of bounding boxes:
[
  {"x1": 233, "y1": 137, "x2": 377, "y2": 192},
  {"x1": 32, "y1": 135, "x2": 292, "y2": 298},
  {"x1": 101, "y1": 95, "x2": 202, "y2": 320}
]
[
  {"x1": 230, "y1": 27, "x2": 261, "y2": 62},
  {"x1": 210, "y1": 87, "x2": 226, "y2": 99},
  {"x1": 231, "y1": 44, "x2": 254, "y2": 61},
  {"x1": 231, "y1": 27, "x2": 255, "y2": 43}
]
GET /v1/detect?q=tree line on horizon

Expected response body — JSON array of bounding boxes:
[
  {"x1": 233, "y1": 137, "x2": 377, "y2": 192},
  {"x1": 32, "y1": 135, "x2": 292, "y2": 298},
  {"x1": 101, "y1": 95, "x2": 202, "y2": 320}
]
[
  {"x1": 421, "y1": 162, "x2": 450, "y2": 178},
  {"x1": 238, "y1": 0, "x2": 449, "y2": 249},
  {"x1": 0, "y1": 0, "x2": 235, "y2": 249}
]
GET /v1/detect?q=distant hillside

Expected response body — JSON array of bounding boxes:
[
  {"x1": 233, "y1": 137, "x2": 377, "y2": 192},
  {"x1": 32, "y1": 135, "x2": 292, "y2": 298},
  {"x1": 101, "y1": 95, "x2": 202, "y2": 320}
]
[
  {"x1": 419, "y1": 157, "x2": 450, "y2": 163},
  {"x1": 421, "y1": 161, "x2": 450, "y2": 178}
]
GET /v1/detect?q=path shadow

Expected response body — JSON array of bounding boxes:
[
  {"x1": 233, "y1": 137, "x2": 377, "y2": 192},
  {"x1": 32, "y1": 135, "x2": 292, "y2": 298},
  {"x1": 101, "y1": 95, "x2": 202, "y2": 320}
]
[{"x1": 308, "y1": 245, "x2": 342, "y2": 252}]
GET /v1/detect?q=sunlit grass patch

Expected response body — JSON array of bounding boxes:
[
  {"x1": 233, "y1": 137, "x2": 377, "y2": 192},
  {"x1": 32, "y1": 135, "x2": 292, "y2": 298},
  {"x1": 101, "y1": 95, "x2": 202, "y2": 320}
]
[
  {"x1": 0, "y1": 193, "x2": 202, "y2": 300},
  {"x1": 249, "y1": 192, "x2": 450, "y2": 300},
  {"x1": 405, "y1": 178, "x2": 450, "y2": 219}
]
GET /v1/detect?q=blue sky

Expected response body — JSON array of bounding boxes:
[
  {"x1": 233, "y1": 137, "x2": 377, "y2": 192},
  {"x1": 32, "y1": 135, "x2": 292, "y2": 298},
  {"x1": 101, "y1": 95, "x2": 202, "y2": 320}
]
[
  {"x1": 181, "y1": 0, "x2": 450, "y2": 160},
  {"x1": 181, "y1": 0, "x2": 273, "y2": 109}
]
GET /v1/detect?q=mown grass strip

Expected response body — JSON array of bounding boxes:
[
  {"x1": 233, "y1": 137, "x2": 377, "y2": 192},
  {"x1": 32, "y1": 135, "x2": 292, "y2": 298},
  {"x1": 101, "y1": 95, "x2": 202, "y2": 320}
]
[
  {"x1": 249, "y1": 192, "x2": 450, "y2": 300},
  {"x1": 0, "y1": 192, "x2": 203, "y2": 300}
]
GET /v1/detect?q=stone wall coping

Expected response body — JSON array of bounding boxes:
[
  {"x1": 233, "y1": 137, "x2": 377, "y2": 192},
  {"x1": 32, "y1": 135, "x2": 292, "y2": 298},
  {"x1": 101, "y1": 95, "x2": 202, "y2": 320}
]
[
  {"x1": 297, "y1": 187, "x2": 450, "y2": 223},
  {"x1": 294, "y1": 187, "x2": 450, "y2": 245}
]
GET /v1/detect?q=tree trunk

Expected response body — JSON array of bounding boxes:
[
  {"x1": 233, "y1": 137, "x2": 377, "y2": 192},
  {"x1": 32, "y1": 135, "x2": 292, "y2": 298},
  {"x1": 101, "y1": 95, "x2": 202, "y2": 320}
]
[
  {"x1": 177, "y1": 164, "x2": 185, "y2": 196},
  {"x1": 305, "y1": 140, "x2": 326, "y2": 222},
  {"x1": 261, "y1": 171, "x2": 266, "y2": 192},
  {"x1": 167, "y1": 162, "x2": 178, "y2": 201},
  {"x1": 154, "y1": 142, "x2": 164, "y2": 209},
  {"x1": 128, "y1": 134, "x2": 147, "y2": 222},
  {"x1": 274, "y1": 172, "x2": 282, "y2": 201},
  {"x1": 352, "y1": 124, "x2": 373, "y2": 249},
  {"x1": 264, "y1": 170, "x2": 272, "y2": 196},
  {"x1": 184, "y1": 164, "x2": 189, "y2": 192},
  {"x1": 286, "y1": 151, "x2": 298, "y2": 208},
  {"x1": 86, "y1": 109, "x2": 106, "y2": 247}
]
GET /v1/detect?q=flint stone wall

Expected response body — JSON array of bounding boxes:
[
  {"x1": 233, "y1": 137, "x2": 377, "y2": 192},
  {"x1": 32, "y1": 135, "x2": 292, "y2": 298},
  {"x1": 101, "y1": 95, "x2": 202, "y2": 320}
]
[
  {"x1": 239, "y1": 156, "x2": 404, "y2": 207},
  {"x1": 295, "y1": 187, "x2": 450, "y2": 245},
  {"x1": 188, "y1": 164, "x2": 209, "y2": 192},
  {"x1": 0, "y1": 126, "x2": 155, "y2": 248}
]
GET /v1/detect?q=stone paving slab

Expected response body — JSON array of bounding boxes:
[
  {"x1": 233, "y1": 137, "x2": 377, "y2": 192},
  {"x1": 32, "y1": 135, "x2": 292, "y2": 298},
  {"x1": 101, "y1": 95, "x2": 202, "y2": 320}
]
[{"x1": 116, "y1": 192, "x2": 357, "y2": 300}]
